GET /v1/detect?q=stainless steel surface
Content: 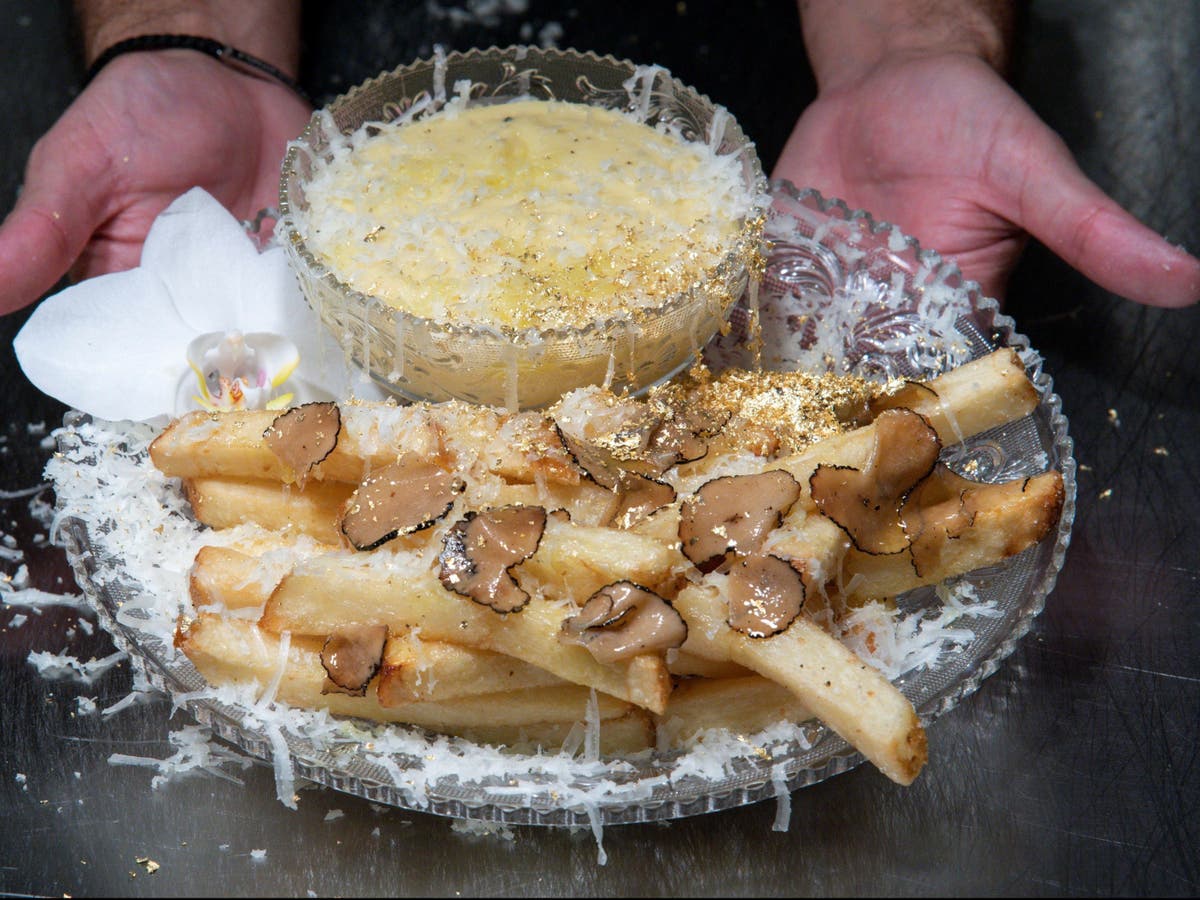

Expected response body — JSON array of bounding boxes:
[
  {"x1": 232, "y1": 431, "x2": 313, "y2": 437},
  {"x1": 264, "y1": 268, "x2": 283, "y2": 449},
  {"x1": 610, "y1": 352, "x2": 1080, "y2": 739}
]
[{"x1": 2, "y1": 0, "x2": 1197, "y2": 895}]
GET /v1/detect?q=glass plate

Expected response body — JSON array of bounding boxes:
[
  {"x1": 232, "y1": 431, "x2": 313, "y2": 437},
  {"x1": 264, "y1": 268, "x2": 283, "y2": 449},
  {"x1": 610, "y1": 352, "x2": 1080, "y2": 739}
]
[{"x1": 53, "y1": 183, "x2": 1076, "y2": 827}]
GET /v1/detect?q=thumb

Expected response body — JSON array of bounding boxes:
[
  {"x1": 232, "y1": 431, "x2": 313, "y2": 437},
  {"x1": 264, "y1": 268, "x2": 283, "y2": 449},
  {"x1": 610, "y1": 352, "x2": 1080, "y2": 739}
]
[
  {"x1": 0, "y1": 126, "x2": 115, "y2": 316},
  {"x1": 1004, "y1": 123, "x2": 1200, "y2": 309}
]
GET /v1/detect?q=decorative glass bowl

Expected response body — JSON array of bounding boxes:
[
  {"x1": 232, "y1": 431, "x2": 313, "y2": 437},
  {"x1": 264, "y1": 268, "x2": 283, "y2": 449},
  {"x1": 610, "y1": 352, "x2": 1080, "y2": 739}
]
[
  {"x1": 277, "y1": 46, "x2": 768, "y2": 409},
  {"x1": 55, "y1": 184, "x2": 1075, "y2": 828}
]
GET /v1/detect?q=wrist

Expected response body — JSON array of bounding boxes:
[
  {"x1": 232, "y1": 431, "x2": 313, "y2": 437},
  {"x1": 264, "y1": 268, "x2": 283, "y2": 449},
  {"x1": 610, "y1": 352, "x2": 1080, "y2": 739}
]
[
  {"x1": 799, "y1": 0, "x2": 1016, "y2": 92},
  {"x1": 76, "y1": 0, "x2": 301, "y2": 78}
]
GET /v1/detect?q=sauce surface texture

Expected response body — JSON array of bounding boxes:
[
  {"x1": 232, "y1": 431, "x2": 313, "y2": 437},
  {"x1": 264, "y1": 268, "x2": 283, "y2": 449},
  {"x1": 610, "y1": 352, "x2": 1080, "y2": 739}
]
[{"x1": 298, "y1": 99, "x2": 754, "y2": 330}]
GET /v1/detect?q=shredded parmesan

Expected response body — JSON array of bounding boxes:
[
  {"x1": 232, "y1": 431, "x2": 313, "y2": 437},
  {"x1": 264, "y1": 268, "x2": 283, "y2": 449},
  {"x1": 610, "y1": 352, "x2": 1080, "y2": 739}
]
[
  {"x1": 293, "y1": 96, "x2": 757, "y2": 331},
  {"x1": 108, "y1": 724, "x2": 253, "y2": 788}
]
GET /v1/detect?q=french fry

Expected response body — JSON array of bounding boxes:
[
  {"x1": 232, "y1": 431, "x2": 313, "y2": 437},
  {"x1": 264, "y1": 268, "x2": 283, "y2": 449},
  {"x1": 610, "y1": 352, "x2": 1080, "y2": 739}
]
[
  {"x1": 152, "y1": 404, "x2": 455, "y2": 483},
  {"x1": 673, "y1": 349, "x2": 1038, "y2": 488},
  {"x1": 191, "y1": 545, "x2": 277, "y2": 611},
  {"x1": 185, "y1": 477, "x2": 352, "y2": 543},
  {"x1": 179, "y1": 614, "x2": 640, "y2": 735},
  {"x1": 378, "y1": 635, "x2": 565, "y2": 704},
  {"x1": 870, "y1": 347, "x2": 1039, "y2": 442},
  {"x1": 841, "y1": 471, "x2": 1066, "y2": 601},
  {"x1": 666, "y1": 651, "x2": 754, "y2": 679},
  {"x1": 656, "y1": 675, "x2": 813, "y2": 747},
  {"x1": 674, "y1": 581, "x2": 927, "y2": 785},
  {"x1": 152, "y1": 402, "x2": 581, "y2": 487},
  {"x1": 186, "y1": 468, "x2": 617, "y2": 537},
  {"x1": 261, "y1": 556, "x2": 672, "y2": 713}
]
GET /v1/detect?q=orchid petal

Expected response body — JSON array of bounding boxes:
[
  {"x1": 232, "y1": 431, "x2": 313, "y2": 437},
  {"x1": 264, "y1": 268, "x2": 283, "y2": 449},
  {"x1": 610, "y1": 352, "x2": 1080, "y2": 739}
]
[
  {"x1": 15, "y1": 187, "x2": 388, "y2": 421},
  {"x1": 14, "y1": 268, "x2": 194, "y2": 421},
  {"x1": 141, "y1": 188, "x2": 266, "y2": 333},
  {"x1": 141, "y1": 189, "x2": 381, "y2": 402}
]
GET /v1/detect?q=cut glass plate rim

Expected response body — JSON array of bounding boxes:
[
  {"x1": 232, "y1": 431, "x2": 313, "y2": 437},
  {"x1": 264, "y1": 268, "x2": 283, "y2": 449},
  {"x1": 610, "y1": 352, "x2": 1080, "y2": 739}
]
[{"x1": 56, "y1": 181, "x2": 1077, "y2": 828}]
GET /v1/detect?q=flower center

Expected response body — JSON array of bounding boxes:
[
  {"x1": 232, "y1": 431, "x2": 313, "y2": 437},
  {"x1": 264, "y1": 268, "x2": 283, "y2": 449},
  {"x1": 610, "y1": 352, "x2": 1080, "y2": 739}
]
[{"x1": 178, "y1": 331, "x2": 300, "y2": 413}]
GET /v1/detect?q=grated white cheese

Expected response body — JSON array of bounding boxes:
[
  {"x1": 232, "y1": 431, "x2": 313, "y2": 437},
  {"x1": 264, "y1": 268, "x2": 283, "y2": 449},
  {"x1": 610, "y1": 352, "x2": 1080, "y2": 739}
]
[
  {"x1": 108, "y1": 724, "x2": 253, "y2": 789},
  {"x1": 27, "y1": 648, "x2": 125, "y2": 684},
  {"x1": 294, "y1": 94, "x2": 756, "y2": 331},
  {"x1": 770, "y1": 762, "x2": 792, "y2": 832},
  {"x1": 2, "y1": 586, "x2": 89, "y2": 612}
]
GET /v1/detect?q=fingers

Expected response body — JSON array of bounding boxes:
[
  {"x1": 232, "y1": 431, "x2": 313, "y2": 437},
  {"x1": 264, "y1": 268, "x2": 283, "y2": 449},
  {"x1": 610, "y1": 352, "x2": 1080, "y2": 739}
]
[{"x1": 1003, "y1": 121, "x2": 1200, "y2": 309}]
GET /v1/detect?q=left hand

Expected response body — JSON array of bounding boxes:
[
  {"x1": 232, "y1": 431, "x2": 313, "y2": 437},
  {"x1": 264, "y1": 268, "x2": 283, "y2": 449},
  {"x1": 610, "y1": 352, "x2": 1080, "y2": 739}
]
[{"x1": 773, "y1": 52, "x2": 1200, "y2": 306}]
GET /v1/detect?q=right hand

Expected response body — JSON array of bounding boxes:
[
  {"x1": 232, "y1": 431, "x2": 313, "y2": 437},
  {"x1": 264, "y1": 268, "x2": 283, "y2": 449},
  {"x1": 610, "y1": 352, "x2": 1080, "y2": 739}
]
[{"x1": 0, "y1": 49, "x2": 313, "y2": 315}]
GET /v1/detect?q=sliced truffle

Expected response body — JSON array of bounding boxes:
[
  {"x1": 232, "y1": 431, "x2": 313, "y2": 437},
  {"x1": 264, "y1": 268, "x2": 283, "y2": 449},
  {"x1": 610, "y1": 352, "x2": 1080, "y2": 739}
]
[
  {"x1": 610, "y1": 473, "x2": 677, "y2": 530},
  {"x1": 649, "y1": 407, "x2": 729, "y2": 464},
  {"x1": 678, "y1": 470, "x2": 802, "y2": 573},
  {"x1": 552, "y1": 389, "x2": 662, "y2": 488},
  {"x1": 555, "y1": 423, "x2": 622, "y2": 489},
  {"x1": 809, "y1": 408, "x2": 941, "y2": 555},
  {"x1": 340, "y1": 458, "x2": 464, "y2": 551},
  {"x1": 560, "y1": 581, "x2": 688, "y2": 664},
  {"x1": 320, "y1": 623, "x2": 388, "y2": 696},
  {"x1": 263, "y1": 401, "x2": 341, "y2": 482},
  {"x1": 727, "y1": 553, "x2": 806, "y2": 638},
  {"x1": 438, "y1": 505, "x2": 547, "y2": 613}
]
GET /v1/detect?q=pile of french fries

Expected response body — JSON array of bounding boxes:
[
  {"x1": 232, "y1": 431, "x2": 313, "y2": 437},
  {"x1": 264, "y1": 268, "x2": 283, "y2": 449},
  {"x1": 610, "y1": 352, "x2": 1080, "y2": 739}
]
[{"x1": 153, "y1": 348, "x2": 1064, "y2": 786}]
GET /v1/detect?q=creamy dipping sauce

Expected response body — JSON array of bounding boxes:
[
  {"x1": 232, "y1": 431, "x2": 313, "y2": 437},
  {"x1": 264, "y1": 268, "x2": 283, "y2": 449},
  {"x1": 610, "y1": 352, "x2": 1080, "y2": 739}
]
[{"x1": 297, "y1": 98, "x2": 755, "y2": 331}]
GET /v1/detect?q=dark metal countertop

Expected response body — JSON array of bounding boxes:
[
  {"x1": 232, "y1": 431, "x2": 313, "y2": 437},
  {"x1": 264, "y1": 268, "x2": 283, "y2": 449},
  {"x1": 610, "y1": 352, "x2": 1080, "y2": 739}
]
[{"x1": 1, "y1": 1, "x2": 1197, "y2": 895}]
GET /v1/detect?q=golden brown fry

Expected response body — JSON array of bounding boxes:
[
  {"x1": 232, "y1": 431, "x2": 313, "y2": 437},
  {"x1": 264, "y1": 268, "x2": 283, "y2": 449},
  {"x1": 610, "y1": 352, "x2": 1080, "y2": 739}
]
[
  {"x1": 185, "y1": 461, "x2": 617, "y2": 536},
  {"x1": 152, "y1": 402, "x2": 585, "y2": 488},
  {"x1": 871, "y1": 347, "x2": 1039, "y2": 442},
  {"x1": 674, "y1": 582, "x2": 927, "y2": 786},
  {"x1": 260, "y1": 552, "x2": 673, "y2": 714},
  {"x1": 185, "y1": 477, "x2": 352, "y2": 544},
  {"x1": 152, "y1": 405, "x2": 449, "y2": 483},
  {"x1": 179, "y1": 613, "x2": 638, "y2": 734},
  {"x1": 666, "y1": 651, "x2": 754, "y2": 680},
  {"x1": 841, "y1": 471, "x2": 1066, "y2": 601},
  {"x1": 189, "y1": 536, "x2": 345, "y2": 611},
  {"x1": 190, "y1": 545, "x2": 273, "y2": 611},
  {"x1": 378, "y1": 635, "x2": 565, "y2": 704},
  {"x1": 657, "y1": 675, "x2": 813, "y2": 747}
]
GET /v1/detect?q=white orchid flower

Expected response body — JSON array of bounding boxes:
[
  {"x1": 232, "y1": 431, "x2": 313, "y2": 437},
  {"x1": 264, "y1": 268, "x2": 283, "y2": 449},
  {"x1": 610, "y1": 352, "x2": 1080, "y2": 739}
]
[{"x1": 14, "y1": 187, "x2": 383, "y2": 422}]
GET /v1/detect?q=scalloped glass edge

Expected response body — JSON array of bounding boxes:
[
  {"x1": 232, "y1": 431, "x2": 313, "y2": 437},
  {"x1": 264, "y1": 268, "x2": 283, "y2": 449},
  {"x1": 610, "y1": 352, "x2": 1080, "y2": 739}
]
[{"x1": 54, "y1": 182, "x2": 1076, "y2": 828}]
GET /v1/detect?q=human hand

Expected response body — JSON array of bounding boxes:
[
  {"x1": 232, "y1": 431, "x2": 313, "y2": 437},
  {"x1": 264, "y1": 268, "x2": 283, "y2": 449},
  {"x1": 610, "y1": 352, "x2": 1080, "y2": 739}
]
[
  {"x1": 0, "y1": 50, "x2": 313, "y2": 315},
  {"x1": 774, "y1": 51, "x2": 1200, "y2": 307}
]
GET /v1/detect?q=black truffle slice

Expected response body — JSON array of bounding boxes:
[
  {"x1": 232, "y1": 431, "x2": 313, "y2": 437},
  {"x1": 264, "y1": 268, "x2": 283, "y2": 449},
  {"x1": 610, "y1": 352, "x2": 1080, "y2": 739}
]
[
  {"x1": 809, "y1": 407, "x2": 941, "y2": 555},
  {"x1": 320, "y1": 623, "x2": 388, "y2": 696},
  {"x1": 263, "y1": 401, "x2": 341, "y2": 482},
  {"x1": 554, "y1": 423, "x2": 622, "y2": 490},
  {"x1": 644, "y1": 407, "x2": 730, "y2": 470},
  {"x1": 678, "y1": 469, "x2": 802, "y2": 573},
  {"x1": 438, "y1": 505, "x2": 548, "y2": 613},
  {"x1": 560, "y1": 581, "x2": 688, "y2": 664},
  {"x1": 340, "y1": 458, "x2": 465, "y2": 551},
  {"x1": 610, "y1": 473, "x2": 677, "y2": 530},
  {"x1": 726, "y1": 553, "x2": 805, "y2": 638}
]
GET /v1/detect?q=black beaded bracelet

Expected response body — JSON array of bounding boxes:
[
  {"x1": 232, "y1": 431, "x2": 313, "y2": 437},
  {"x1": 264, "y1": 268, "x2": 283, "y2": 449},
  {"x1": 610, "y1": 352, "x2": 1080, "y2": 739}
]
[{"x1": 84, "y1": 33, "x2": 311, "y2": 104}]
